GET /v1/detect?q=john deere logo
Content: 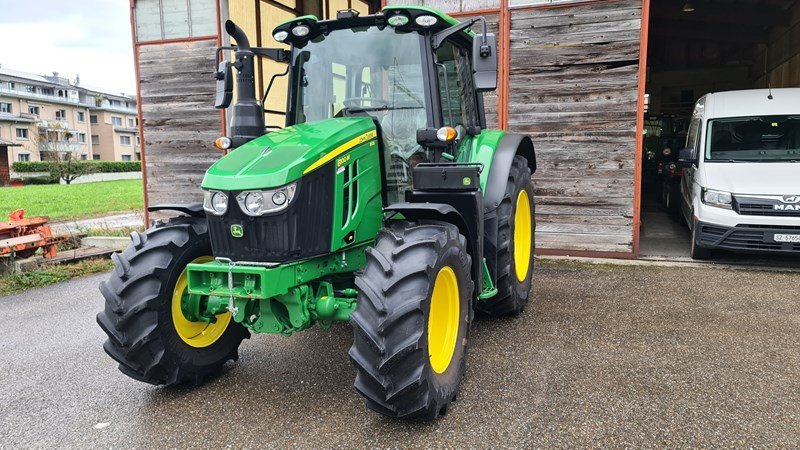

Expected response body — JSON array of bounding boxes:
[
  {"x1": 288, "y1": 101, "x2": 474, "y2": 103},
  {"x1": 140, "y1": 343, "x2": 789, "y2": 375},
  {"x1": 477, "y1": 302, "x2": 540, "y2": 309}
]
[
  {"x1": 462, "y1": 177, "x2": 472, "y2": 186},
  {"x1": 230, "y1": 224, "x2": 244, "y2": 238}
]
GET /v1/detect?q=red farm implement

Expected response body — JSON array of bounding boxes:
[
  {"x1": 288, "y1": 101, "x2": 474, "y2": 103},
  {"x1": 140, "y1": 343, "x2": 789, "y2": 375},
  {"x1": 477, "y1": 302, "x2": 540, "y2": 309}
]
[{"x1": 0, "y1": 210, "x2": 68, "y2": 259}]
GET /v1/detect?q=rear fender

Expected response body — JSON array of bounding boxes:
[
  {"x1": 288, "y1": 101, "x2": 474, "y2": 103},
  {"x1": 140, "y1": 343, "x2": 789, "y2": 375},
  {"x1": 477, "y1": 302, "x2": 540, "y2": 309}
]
[{"x1": 483, "y1": 134, "x2": 536, "y2": 212}]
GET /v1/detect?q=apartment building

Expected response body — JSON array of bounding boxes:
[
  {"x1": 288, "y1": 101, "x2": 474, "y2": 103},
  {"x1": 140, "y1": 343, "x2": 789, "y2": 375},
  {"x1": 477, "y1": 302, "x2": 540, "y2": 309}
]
[
  {"x1": 0, "y1": 67, "x2": 139, "y2": 170},
  {"x1": 0, "y1": 69, "x2": 92, "y2": 164},
  {"x1": 87, "y1": 90, "x2": 140, "y2": 161}
]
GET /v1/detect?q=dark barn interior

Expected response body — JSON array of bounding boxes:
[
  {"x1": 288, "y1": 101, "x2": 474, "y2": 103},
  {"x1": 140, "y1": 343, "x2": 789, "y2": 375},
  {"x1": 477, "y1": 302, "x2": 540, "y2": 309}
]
[{"x1": 639, "y1": 0, "x2": 800, "y2": 257}]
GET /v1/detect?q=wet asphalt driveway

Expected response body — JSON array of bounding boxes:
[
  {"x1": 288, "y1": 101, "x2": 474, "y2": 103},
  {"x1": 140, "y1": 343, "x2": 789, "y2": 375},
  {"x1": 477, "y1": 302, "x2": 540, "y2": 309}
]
[{"x1": 1, "y1": 261, "x2": 799, "y2": 448}]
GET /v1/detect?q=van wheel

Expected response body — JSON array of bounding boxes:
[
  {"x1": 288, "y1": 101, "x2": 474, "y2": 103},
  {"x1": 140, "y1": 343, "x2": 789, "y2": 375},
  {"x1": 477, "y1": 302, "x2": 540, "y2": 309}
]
[{"x1": 690, "y1": 221, "x2": 712, "y2": 260}]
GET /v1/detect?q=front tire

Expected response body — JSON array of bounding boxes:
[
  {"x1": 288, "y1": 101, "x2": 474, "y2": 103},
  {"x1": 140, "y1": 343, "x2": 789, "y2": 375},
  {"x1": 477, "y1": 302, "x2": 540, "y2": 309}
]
[
  {"x1": 349, "y1": 221, "x2": 473, "y2": 420},
  {"x1": 477, "y1": 155, "x2": 535, "y2": 317},
  {"x1": 690, "y1": 220, "x2": 712, "y2": 260},
  {"x1": 96, "y1": 216, "x2": 248, "y2": 386}
]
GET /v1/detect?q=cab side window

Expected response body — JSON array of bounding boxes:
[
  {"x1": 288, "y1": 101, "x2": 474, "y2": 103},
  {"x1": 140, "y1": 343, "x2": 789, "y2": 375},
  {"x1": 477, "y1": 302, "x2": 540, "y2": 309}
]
[{"x1": 435, "y1": 41, "x2": 477, "y2": 137}]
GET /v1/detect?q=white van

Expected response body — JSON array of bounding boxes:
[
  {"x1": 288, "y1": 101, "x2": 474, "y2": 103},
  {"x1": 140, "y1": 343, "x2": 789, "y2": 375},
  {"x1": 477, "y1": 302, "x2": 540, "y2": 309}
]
[{"x1": 678, "y1": 88, "x2": 800, "y2": 259}]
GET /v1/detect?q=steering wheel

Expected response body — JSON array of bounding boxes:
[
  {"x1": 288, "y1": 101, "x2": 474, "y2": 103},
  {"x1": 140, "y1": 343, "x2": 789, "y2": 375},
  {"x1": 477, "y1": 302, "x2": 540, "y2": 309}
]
[{"x1": 343, "y1": 97, "x2": 390, "y2": 109}]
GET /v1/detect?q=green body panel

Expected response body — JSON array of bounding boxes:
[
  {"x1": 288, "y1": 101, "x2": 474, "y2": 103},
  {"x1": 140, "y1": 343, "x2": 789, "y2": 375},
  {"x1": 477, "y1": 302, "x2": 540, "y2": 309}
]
[
  {"x1": 457, "y1": 130, "x2": 507, "y2": 191},
  {"x1": 186, "y1": 243, "x2": 369, "y2": 334},
  {"x1": 202, "y1": 117, "x2": 376, "y2": 191},
  {"x1": 330, "y1": 137, "x2": 383, "y2": 251}
]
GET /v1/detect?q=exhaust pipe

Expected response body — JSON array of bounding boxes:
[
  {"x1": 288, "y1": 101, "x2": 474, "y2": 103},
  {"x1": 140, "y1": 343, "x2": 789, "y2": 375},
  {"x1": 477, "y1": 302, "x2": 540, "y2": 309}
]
[{"x1": 225, "y1": 20, "x2": 264, "y2": 147}]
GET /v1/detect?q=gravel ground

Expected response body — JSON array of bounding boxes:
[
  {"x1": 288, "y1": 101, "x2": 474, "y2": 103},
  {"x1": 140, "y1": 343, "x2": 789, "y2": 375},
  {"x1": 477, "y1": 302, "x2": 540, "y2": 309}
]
[{"x1": 0, "y1": 262, "x2": 798, "y2": 448}]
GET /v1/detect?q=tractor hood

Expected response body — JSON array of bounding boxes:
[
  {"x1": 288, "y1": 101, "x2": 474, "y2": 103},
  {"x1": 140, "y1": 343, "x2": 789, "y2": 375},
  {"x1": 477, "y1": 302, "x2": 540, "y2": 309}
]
[{"x1": 202, "y1": 117, "x2": 376, "y2": 191}]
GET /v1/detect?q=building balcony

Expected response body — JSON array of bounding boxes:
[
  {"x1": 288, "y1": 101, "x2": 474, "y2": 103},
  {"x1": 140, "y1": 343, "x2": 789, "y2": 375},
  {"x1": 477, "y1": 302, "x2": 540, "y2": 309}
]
[
  {"x1": 113, "y1": 126, "x2": 139, "y2": 133},
  {"x1": 37, "y1": 119, "x2": 72, "y2": 131},
  {"x1": 0, "y1": 86, "x2": 81, "y2": 105}
]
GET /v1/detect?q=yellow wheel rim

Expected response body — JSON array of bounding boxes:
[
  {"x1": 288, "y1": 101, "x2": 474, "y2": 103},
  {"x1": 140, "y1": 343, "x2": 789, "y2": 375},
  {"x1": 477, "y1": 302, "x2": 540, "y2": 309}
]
[
  {"x1": 428, "y1": 266, "x2": 460, "y2": 375},
  {"x1": 171, "y1": 256, "x2": 232, "y2": 348},
  {"x1": 513, "y1": 189, "x2": 532, "y2": 282}
]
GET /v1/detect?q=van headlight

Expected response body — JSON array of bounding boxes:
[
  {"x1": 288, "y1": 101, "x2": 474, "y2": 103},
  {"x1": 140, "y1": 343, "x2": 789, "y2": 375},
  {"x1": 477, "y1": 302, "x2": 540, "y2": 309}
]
[
  {"x1": 702, "y1": 188, "x2": 733, "y2": 209},
  {"x1": 235, "y1": 182, "x2": 297, "y2": 216},
  {"x1": 203, "y1": 191, "x2": 229, "y2": 215}
]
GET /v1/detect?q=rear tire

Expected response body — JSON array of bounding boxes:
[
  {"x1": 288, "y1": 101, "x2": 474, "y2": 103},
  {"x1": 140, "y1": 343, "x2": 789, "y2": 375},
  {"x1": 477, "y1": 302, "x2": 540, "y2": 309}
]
[
  {"x1": 96, "y1": 216, "x2": 248, "y2": 386},
  {"x1": 477, "y1": 155, "x2": 535, "y2": 317},
  {"x1": 349, "y1": 221, "x2": 473, "y2": 420}
]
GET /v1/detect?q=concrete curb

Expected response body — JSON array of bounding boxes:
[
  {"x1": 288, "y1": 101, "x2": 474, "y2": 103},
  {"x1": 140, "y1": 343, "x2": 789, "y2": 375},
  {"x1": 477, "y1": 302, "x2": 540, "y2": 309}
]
[
  {"x1": 536, "y1": 254, "x2": 800, "y2": 273},
  {"x1": 81, "y1": 236, "x2": 130, "y2": 250}
]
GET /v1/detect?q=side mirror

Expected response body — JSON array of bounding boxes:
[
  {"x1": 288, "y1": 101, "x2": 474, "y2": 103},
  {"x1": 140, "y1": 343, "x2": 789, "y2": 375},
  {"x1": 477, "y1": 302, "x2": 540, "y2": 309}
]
[
  {"x1": 472, "y1": 33, "x2": 497, "y2": 92},
  {"x1": 678, "y1": 147, "x2": 697, "y2": 167},
  {"x1": 214, "y1": 60, "x2": 233, "y2": 109}
]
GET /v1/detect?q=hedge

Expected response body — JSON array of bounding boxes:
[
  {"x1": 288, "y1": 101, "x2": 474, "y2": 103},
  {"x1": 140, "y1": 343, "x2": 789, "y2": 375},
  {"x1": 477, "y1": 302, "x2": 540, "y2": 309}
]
[{"x1": 12, "y1": 161, "x2": 142, "y2": 173}]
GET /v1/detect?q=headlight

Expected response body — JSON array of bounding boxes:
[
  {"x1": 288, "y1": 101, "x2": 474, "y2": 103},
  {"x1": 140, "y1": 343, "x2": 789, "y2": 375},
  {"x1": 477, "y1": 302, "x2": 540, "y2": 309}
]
[
  {"x1": 702, "y1": 188, "x2": 732, "y2": 209},
  {"x1": 235, "y1": 182, "x2": 297, "y2": 216},
  {"x1": 203, "y1": 191, "x2": 228, "y2": 215}
]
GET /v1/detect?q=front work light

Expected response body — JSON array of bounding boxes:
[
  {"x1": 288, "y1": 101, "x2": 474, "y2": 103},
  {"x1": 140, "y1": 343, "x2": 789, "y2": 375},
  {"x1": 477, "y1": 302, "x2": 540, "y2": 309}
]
[
  {"x1": 203, "y1": 191, "x2": 229, "y2": 215},
  {"x1": 291, "y1": 24, "x2": 310, "y2": 37},
  {"x1": 273, "y1": 30, "x2": 289, "y2": 42},
  {"x1": 387, "y1": 14, "x2": 410, "y2": 27},
  {"x1": 415, "y1": 15, "x2": 438, "y2": 27}
]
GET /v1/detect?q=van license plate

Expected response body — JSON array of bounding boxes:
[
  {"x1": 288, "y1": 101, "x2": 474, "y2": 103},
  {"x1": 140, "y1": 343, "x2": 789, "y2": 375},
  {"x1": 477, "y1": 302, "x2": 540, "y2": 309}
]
[{"x1": 774, "y1": 234, "x2": 800, "y2": 243}]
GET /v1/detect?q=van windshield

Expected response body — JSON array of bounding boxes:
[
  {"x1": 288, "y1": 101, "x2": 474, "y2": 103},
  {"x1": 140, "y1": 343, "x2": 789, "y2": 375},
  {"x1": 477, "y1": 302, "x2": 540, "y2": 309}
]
[{"x1": 706, "y1": 115, "x2": 800, "y2": 162}]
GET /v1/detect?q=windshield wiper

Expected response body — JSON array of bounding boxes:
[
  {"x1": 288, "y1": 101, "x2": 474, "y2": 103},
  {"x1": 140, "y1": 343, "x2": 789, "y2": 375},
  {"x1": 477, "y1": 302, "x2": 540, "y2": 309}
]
[{"x1": 343, "y1": 105, "x2": 423, "y2": 115}]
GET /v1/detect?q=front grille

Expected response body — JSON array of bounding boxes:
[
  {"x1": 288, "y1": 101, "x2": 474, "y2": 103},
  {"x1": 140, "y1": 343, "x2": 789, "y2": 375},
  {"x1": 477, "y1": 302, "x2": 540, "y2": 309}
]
[
  {"x1": 698, "y1": 223, "x2": 800, "y2": 253},
  {"x1": 735, "y1": 197, "x2": 800, "y2": 217},
  {"x1": 207, "y1": 166, "x2": 334, "y2": 263}
]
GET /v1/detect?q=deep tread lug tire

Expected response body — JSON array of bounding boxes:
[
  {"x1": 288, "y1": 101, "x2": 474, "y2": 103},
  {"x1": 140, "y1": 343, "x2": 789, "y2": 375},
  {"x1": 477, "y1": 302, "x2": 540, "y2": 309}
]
[
  {"x1": 96, "y1": 216, "x2": 249, "y2": 386},
  {"x1": 477, "y1": 155, "x2": 535, "y2": 317},
  {"x1": 349, "y1": 221, "x2": 473, "y2": 421}
]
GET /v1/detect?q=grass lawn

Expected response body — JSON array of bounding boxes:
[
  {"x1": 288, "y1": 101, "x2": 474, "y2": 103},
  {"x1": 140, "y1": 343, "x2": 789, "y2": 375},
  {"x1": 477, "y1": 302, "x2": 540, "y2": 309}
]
[{"x1": 0, "y1": 179, "x2": 144, "y2": 221}]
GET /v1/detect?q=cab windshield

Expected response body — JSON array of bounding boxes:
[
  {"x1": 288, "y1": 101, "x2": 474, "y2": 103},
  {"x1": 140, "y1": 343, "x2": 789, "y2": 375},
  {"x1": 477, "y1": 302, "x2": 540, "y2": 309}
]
[
  {"x1": 290, "y1": 26, "x2": 430, "y2": 203},
  {"x1": 706, "y1": 115, "x2": 800, "y2": 162},
  {"x1": 291, "y1": 26, "x2": 427, "y2": 126}
]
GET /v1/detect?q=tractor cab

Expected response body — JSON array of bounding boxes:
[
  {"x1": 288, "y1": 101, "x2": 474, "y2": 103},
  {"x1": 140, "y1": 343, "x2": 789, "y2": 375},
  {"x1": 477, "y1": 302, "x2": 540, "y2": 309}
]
[{"x1": 214, "y1": 7, "x2": 499, "y2": 204}]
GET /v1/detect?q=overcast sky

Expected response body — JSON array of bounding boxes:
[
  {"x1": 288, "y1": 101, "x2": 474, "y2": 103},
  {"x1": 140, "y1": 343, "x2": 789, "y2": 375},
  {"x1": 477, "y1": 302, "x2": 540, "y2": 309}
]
[{"x1": 0, "y1": 0, "x2": 136, "y2": 95}]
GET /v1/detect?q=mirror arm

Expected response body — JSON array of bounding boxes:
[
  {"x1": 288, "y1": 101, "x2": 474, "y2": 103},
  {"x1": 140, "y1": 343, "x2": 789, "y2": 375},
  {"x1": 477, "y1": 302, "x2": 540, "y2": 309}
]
[
  {"x1": 252, "y1": 48, "x2": 290, "y2": 63},
  {"x1": 432, "y1": 17, "x2": 481, "y2": 49}
]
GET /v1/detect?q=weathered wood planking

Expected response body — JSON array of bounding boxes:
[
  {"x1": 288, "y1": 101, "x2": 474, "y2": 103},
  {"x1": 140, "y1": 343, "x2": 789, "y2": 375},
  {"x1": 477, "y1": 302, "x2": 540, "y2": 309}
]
[
  {"x1": 509, "y1": 0, "x2": 643, "y2": 253},
  {"x1": 138, "y1": 39, "x2": 221, "y2": 220}
]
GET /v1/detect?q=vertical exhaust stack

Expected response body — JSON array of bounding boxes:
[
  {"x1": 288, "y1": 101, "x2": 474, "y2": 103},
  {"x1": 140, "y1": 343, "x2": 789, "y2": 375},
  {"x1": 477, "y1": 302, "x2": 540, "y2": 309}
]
[{"x1": 226, "y1": 20, "x2": 265, "y2": 147}]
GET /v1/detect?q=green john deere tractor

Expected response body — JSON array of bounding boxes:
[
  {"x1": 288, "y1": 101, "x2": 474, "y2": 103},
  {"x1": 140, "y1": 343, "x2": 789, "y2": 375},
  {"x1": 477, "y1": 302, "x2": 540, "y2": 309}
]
[{"x1": 97, "y1": 6, "x2": 536, "y2": 420}]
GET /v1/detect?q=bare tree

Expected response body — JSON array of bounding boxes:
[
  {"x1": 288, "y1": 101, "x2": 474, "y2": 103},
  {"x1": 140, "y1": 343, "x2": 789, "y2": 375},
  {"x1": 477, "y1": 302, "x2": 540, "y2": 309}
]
[{"x1": 35, "y1": 122, "x2": 95, "y2": 184}]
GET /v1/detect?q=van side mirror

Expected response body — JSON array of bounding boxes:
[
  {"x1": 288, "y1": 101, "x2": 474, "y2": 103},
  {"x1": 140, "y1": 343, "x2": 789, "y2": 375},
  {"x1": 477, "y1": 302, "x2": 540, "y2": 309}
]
[
  {"x1": 214, "y1": 60, "x2": 233, "y2": 109},
  {"x1": 678, "y1": 147, "x2": 697, "y2": 167},
  {"x1": 472, "y1": 33, "x2": 497, "y2": 92}
]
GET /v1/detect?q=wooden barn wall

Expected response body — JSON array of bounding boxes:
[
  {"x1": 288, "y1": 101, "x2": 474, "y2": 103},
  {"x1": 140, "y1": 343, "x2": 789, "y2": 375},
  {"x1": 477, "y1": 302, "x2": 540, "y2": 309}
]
[
  {"x1": 138, "y1": 39, "x2": 221, "y2": 218},
  {"x1": 508, "y1": 1, "x2": 642, "y2": 253}
]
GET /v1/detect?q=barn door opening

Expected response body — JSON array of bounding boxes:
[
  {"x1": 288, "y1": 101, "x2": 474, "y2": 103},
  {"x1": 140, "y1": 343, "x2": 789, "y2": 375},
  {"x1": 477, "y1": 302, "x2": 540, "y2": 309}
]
[{"x1": 638, "y1": 0, "x2": 799, "y2": 259}]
